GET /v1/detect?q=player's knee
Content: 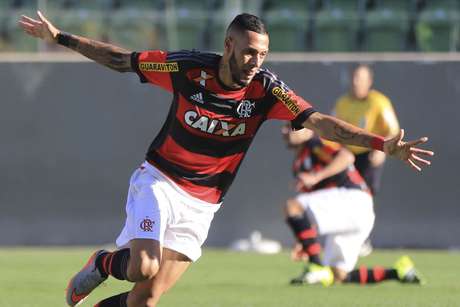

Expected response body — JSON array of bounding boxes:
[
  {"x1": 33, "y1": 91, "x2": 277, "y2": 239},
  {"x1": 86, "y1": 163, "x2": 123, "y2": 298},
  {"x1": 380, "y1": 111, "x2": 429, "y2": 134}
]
[
  {"x1": 285, "y1": 198, "x2": 303, "y2": 216},
  {"x1": 127, "y1": 256, "x2": 160, "y2": 282}
]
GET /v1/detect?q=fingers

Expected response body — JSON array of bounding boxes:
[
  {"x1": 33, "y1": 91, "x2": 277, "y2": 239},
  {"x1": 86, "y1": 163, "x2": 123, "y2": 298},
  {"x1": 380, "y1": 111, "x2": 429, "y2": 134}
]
[
  {"x1": 405, "y1": 153, "x2": 432, "y2": 171},
  {"x1": 18, "y1": 20, "x2": 40, "y2": 37},
  {"x1": 410, "y1": 147, "x2": 434, "y2": 156},
  {"x1": 37, "y1": 10, "x2": 45, "y2": 21},
  {"x1": 411, "y1": 153, "x2": 431, "y2": 166},
  {"x1": 406, "y1": 159, "x2": 422, "y2": 172},
  {"x1": 37, "y1": 10, "x2": 50, "y2": 25},
  {"x1": 18, "y1": 15, "x2": 43, "y2": 37},
  {"x1": 20, "y1": 15, "x2": 41, "y2": 25},
  {"x1": 18, "y1": 20, "x2": 34, "y2": 29},
  {"x1": 397, "y1": 129, "x2": 404, "y2": 143},
  {"x1": 406, "y1": 137, "x2": 428, "y2": 147}
]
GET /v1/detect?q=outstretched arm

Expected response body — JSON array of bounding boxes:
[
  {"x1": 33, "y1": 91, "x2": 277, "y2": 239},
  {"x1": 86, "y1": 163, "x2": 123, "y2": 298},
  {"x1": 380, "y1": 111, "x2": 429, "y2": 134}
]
[
  {"x1": 303, "y1": 112, "x2": 434, "y2": 171},
  {"x1": 19, "y1": 11, "x2": 133, "y2": 73}
]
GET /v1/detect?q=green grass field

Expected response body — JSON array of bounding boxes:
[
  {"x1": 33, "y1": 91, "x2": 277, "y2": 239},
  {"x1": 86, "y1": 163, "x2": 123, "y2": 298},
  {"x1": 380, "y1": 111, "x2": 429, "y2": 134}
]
[{"x1": 0, "y1": 248, "x2": 458, "y2": 307}]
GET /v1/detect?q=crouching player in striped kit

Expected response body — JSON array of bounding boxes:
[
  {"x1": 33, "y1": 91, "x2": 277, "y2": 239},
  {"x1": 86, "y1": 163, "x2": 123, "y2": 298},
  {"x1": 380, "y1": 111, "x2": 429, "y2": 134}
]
[
  {"x1": 282, "y1": 124, "x2": 425, "y2": 286},
  {"x1": 20, "y1": 11, "x2": 433, "y2": 307}
]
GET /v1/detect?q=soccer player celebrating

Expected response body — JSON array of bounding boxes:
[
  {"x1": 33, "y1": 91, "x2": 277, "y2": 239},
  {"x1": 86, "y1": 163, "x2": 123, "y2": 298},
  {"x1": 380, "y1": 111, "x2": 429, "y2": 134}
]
[
  {"x1": 19, "y1": 12, "x2": 433, "y2": 307},
  {"x1": 281, "y1": 124, "x2": 425, "y2": 286}
]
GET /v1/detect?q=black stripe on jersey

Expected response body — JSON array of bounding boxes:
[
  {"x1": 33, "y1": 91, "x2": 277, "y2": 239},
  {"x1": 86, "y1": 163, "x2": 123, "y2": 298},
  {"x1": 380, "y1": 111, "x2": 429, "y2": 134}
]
[
  {"x1": 168, "y1": 118, "x2": 254, "y2": 157},
  {"x1": 257, "y1": 68, "x2": 290, "y2": 92},
  {"x1": 167, "y1": 50, "x2": 219, "y2": 60},
  {"x1": 149, "y1": 150, "x2": 235, "y2": 191},
  {"x1": 167, "y1": 50, "x2": 220, "y2": 67},
  {"x1": 130, "y1": 52, "x2": 148, "y2": 83},
  {"x1": 147, "y1": 93, "x2": 180, "y2": 152}
]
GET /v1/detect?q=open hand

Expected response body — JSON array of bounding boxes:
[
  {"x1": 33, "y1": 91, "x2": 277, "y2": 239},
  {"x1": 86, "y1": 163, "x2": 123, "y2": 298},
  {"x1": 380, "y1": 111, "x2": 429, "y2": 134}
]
[
  {"x1": 383, "y1": 129, "x2": 434, "y2": 171},
  {"x1": 18, "y1": 11, "x2": 59, "y2": 43}
]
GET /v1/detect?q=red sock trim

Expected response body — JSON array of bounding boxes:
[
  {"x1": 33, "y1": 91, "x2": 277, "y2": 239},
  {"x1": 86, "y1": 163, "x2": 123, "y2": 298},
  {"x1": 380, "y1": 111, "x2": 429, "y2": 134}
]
[
  {"x1": 101, "y1": 254, "x2": 108, "y2": 274},
  {"x1": 298, "y1": 228, "x2": 317, "y2": 240},
  {"x1": 306, "y1": 243, "x2": 321, "y2": 255},
  {"x1": 359, "y1": 266, "x2": 368, "y2": 284},
  {"x1": 373, "y1": 266, "x2": 386, "y2": 282},
  {"x1": 107, "y1": 253, "x2": 115, "y2": 276},
  {"x1": 101, "y1": 253, "x2": 111, "y2": 275}
]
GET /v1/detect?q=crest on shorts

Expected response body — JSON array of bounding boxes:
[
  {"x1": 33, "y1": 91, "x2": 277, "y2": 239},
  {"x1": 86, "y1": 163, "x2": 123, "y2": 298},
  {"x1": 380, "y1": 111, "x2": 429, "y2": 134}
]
[{"x1": 140, "y1": 218, "x2": 155, "y2": 232}]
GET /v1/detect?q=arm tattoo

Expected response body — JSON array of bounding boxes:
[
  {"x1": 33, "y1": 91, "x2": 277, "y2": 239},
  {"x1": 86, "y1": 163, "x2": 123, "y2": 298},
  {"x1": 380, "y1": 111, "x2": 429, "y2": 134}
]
[
  {"x1": 64, "y1": 34, "x2": 133, "y2": 72},
  {"x1": 333, "y1": 124, "x2": 358, "y2": 140},
  {"x1": 331, "y1": 122, "x2": 371, "y2": 148}
]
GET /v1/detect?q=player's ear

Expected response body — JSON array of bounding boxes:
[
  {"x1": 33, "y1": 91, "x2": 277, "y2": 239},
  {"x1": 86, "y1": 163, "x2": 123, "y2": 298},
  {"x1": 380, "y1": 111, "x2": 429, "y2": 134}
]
[{"x1": 224, "y1": 36, "x2": 233, "y2": 54}]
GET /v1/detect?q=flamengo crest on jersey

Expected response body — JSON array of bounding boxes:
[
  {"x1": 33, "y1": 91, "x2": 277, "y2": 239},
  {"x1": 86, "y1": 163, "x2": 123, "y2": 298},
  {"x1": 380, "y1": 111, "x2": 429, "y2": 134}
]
[{"x1": 236, "y1": 100, "x2": 255, "y2": 118}]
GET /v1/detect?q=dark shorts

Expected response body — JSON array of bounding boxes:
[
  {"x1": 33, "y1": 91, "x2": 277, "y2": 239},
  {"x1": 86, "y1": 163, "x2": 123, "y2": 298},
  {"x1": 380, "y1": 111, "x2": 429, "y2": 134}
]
[{"x1": 354, "y1": 152, "x2": 384, "y2": 195}]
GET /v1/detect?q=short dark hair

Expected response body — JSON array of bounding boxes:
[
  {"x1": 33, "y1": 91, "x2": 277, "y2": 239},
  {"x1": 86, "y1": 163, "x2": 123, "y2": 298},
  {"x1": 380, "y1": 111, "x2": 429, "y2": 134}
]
[{"x1": 227, "y1": 13, "x2": 268, "y2": 35}]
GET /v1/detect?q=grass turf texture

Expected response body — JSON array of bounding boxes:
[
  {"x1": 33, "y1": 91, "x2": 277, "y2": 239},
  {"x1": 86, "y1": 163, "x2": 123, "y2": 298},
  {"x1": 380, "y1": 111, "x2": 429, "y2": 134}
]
[{"x1": 0, "y1": 248, "x2": 458, "y2": 307}]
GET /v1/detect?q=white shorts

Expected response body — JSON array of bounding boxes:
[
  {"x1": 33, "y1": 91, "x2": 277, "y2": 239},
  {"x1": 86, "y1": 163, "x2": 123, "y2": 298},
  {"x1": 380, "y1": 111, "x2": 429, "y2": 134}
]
[
  {"x1": 296, "y1": 187, "x2": 375, "y2": 272},
  {"x1": 115, "y1": 161, "x2": 221, "y2": 262}
]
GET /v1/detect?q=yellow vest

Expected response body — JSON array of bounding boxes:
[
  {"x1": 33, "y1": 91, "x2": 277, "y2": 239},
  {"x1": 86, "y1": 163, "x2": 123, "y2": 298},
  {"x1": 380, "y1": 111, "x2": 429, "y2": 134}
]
[{"x1": 333, "y1": 90, "x2": 400, "y2": 154}]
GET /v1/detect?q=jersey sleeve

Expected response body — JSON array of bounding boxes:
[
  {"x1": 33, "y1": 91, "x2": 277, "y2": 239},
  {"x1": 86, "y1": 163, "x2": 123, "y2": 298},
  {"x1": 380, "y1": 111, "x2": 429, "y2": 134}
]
[
  {"x1": 131, "y1": 50, "x2": 174, "y2": 92},
  {"x1": 265, "y1": 79, "x2": 316, "y2": 129}
]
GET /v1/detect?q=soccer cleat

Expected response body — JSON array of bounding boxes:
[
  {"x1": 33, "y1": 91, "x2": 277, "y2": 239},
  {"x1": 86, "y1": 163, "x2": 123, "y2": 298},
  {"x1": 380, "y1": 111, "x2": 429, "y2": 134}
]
[
  {"x1": 394, "y1": 255, "x2": 426, "y2": 285},
  {"x1": 290, "y1": 263, "x2": 334, "y2": 286},
  {"x1": 66, "y1": 249, "x2": 109, "y2": 306}
]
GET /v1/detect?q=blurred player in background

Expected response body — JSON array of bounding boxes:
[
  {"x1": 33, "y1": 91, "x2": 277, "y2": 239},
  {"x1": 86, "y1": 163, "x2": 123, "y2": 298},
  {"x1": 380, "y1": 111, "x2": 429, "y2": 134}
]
[
  {"x1": 333, "y1": 64, "x2": 400, "y2": 256},
  {"x1": 281, "y1": 124, "x2": 425, "y2": 286},
  {"x1": 19, "y1": 11, "x2": 432, "y2": 307}
]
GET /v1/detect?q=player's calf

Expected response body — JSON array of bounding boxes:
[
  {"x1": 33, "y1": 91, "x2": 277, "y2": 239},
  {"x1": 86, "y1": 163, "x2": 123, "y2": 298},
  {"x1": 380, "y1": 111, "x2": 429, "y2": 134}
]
[
  {"x1": 95, "y1": 249, "x2": 131, "y2": 280},
  {"x1": 285, "y1": 199, "x2": 322, "y2": 265},
  {"x1": 127, "y1": 253, "x2": 160, "y2": 282},
  {"x1": 94, "y1": 248, "x2": 159, "y2": 282},
  {"x1": 123, "y1": 239, "x2": 162, "y2": 282}
]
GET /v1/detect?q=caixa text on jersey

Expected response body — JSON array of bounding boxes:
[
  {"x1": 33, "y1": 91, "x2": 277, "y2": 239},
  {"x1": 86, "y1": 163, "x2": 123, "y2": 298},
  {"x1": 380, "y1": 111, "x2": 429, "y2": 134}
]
[{"x1": 184, "y1": 110, "x2": 246, "y2": 137}]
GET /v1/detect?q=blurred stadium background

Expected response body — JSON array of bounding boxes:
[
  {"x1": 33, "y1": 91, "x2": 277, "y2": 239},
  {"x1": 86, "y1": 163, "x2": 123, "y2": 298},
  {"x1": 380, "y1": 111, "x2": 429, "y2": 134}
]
[
  {"x1": 1, "y1": 2, "x2": 459, "y2": 250},
  {"x1": 1, "y1": 0, "x2": 460, "y2": 52}
]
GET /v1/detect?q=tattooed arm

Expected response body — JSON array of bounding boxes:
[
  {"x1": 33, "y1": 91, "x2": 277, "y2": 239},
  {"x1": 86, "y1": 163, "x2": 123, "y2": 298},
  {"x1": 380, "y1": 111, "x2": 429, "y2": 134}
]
[
  {"x1": 19, "y1": 11, "x2": 132, "y2": 73},
  {"x1": 303, "y1": 112, "x2": 377, "y2": 148},
  {"x1": 56, "y1": 33, "x2": 132, "y2": 72},
  {"x1": 303, "y1": 112, "x2": 434, "y2": 171}
]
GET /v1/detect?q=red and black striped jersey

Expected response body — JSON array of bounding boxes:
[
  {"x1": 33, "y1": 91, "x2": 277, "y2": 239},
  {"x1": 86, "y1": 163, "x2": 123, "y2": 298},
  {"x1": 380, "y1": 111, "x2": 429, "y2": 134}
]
[
  {"x1": 131, "y1": 49, "x2": 316, "y2": 203},
  {"x1": 293, "y1": 137, "x2": 369, "y2": 193}
]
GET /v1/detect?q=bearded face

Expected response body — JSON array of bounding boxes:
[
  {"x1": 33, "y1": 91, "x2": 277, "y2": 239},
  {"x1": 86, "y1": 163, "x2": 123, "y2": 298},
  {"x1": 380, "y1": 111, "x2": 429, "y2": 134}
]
[{"x1": 225, "y1": 30, "x2": 269, "y2": 88}]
